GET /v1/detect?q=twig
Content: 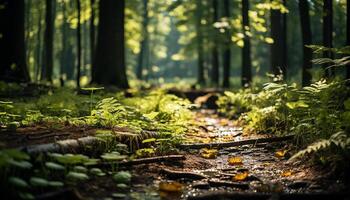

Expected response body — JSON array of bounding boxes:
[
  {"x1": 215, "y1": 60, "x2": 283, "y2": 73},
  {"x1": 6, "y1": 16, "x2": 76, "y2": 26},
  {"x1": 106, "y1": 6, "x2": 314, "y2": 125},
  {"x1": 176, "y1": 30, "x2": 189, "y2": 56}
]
[
  {"x1": 118, "y1": 155, "x2": 185, "y2": 166},
  {"x1": 179, "y1": 135, "x2": 295, "y2": 150}
]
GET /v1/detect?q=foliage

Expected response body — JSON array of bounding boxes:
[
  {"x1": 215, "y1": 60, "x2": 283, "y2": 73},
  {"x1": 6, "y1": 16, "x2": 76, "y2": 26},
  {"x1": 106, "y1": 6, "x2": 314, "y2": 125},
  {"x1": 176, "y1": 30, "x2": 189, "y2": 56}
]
[{"x1": 217, "y1": 78, "x2": 350, "y2": 166}]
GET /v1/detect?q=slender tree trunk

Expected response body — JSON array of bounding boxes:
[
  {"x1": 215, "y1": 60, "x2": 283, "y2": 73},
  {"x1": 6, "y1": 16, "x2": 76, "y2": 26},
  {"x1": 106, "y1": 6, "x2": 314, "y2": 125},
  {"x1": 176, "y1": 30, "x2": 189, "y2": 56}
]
[
  {"x1": 92, "y1": 0, "x2": 129, "y2": 88},
  {"x1": 270, "y1": 1, "x2": 283, "y2": 77},
  {"x1": 35, "y1": 7, "x2": 43, "y2": 82},
  {"x1": 42, "y1": 0, "x2": 55, "y2": 82},
  {"x1": 211, "y1": 0, "x2": 219, "y2": 86},
  {"x1": 281, "y1": 0, "x2": 287, "y2": 78},
  {"x1": 76, "y1": 0, "x2": 81, "y2": 88},
  {"x1": 60, "y1": 1, "x2": 67, "y2": 86},
  {"x1": 136, "y1": 0, "x2": 149, "y2": 80},
  {"x1": 196, "y1": 0, "x2": 205, "y2": 85},
  {"x1": 241, "y1": 0, "x2": 252, "y2": 87},
  {"x1": 323, "y1": 0, "x2": 334, "y2": 77},
  {"x1": 299, "y1": 0, "x2": 313, "y2": 86},
  {"x1": 222, "y1": 0, "x2": 231, "y2": 88},
  {"x1": 0, "y1": 0, "x2": 30, "y2": 82},
  {"x1": 346, "y1": 0, "x2": 350, "y2": 80},
  {"x1": 90, "y1": 0, "x2": 96, "y2": 81}
]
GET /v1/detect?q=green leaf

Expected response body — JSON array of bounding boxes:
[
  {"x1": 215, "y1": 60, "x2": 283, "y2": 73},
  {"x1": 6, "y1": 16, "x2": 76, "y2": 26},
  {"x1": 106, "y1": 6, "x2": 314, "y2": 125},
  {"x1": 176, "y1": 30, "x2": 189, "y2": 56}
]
[
  {"x1": 66, "y1": 172, "x2": 89, "y2": 181},
  {"x1": 30, "y1": 177, "x2": 49, "y2": 187},
  {"x1": 9, "y1": 177, "x2": 29, "y2": 188},
  {"x1": 142, "y1": 138, "x2": 156, "y2": 143},
  {"x1": 113, "y1": 171, "x2": 131, "y2": 184},
  {"x1": 45, "y1": 162, "x2": 65, "y2": 171}
]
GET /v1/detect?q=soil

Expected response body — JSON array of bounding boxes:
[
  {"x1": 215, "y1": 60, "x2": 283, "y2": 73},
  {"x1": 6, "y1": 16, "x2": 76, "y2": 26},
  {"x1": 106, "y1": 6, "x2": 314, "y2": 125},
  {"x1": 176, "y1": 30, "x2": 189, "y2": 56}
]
[{"x1": 1, "y1": 109, "x2": 349, "y2": 200}]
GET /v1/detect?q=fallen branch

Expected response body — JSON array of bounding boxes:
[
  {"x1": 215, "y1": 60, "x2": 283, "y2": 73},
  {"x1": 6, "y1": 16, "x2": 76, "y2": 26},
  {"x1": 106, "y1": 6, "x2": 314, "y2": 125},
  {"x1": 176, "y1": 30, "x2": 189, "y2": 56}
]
[
  {"x1": 18, "y1": 136, "x2": 102, "y2": 154},
  {"x1": 187, "y1": 191, "x2": 350, "y2": 200},
  {"x1": 161, "y1": 168, "x2": 207, "y2": 180},
  {"x1": 179, "y1": 135, "x2": 294, "y2": 150},
  {"x1": 118, "y1": 155, "x2": 186, "y2": 166}
]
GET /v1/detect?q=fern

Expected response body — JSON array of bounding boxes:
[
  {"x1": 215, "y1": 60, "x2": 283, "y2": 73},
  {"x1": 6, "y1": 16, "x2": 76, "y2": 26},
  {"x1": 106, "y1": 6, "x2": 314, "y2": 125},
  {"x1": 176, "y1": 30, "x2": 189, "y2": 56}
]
[{"x1": 290, "y1": 132, "x2": 350, "y2": 160}]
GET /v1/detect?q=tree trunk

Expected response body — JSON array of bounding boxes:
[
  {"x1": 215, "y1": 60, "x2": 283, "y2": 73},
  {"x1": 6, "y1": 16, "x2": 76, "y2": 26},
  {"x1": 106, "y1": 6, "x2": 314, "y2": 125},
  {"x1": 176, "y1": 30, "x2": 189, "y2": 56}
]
[
  {"x1": 92, "y1": 0, "x2": 129, "y2": 88},
  {"x1": 35, "y1": 4, "x2": 43, "y2": 82},
  {"x1": 136, "y1": 0, "x2": 149, "y2": 80},
  {"x1": 346, "y1": 0, "x2": 350, "y2": 80},
  {"x1": 241, "y1": 0, "x2": 252, "y2": 87},
  {"x1": 222, "y1": 0, "x2": 231, "y2": 88},
  {"x1": 211, "y1": 0, "x2": 219, "y2": 86},
  {"x1": 60, "y1": 1, "x2": 67, "y2": 86},
  {"x1": 90, "y1": 0, "x2": 96, "y2": 80},
  {"x1": 299, "y1": 0, "x2": 313, "y2": 86},
  {"x1": 42, "y1": 0, "x2": 55, "y2": 82},
  {"x1": 76, "y1": 0, "x2": 81, "y2": 88},
  {"x1": 270, "y1": 0, "x2": 284, "y2": 78},
  {"x1": 0, "y1": 0, "x2": 30, "y2": 82},
  {"x1": 281, "y1": 0, "x2": 287, "y2": 78},
  {"x1": 196, "y1": 0, "x2": 205, "y2": 85},
  {"x1": 323, "y1": 0, "x2": 334, "y2": 77}
]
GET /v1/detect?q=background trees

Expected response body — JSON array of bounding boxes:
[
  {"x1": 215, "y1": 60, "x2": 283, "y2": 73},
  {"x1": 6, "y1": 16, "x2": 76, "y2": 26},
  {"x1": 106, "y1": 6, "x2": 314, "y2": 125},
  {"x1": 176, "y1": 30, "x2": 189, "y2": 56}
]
[
  {"x1": 0, "y1": 0, "x2": 349, "y2": 88},
  {"x1": 0, "y1": 0, "x2": 30, "y2": 82}
]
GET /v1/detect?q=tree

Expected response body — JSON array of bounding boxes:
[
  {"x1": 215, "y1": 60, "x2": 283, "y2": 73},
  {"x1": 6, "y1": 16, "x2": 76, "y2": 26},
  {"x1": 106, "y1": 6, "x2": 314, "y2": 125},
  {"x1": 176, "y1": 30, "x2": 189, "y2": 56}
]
[
  {"x1": 76, "y1": 0, "x2": 81, "y2": 88},
  {"x1": 90, "y1": 0, "x2": 96, "y2": 79},
  {"x1": 241, "y1": 0, "x2": 252, "y2": 87},
  {"x1": 0, "y1": 0, "x2": 30, "y2": 82},
  {"x1": 346, "y1": 0, "x2": 350, "y2": 80},
  {"x1": 270, "y1": 0, "x2": 286, "y2": 78},
  {"x1": 211, "y1": 0, "x2": 219, "y2": 86},
  {"x1": 92, "y1": 0, "x2": 129, "y2": 88},
  {"x1": 222, "y1": 0, "x2": 231, "y2": 88},
  {"x1": 196, "y1": 0, "x2": 205, "y2": 85},
  {"x1": 41, "y1": 0, "x2": 55, "y2": 82},
  {"x1": 323, "y1": 0, "x2": 334, "y2": 77},
  {"x1": 136, "y1": 0, "x2": 149, "y2": 80},
  {"x1": 299, "y1": 0, "x2": 313, "y2": 86}
]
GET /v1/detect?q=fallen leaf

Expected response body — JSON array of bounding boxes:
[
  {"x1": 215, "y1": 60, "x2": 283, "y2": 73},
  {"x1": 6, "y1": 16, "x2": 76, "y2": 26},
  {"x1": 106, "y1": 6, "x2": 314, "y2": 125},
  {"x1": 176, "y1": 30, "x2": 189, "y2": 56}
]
[
  {"x1": 227, "y1": 157, "x2": 243, "y2": 165},
  {"x1": 159, "y1": 181, "x2": 183, "y2": 192},
  {"x1": 200, "y1": 148, "x2": 218, "y2": 159},
  {"x1": 281, "y1": 170, "x2": 292, "y2": 177},
  {"x1": 233, "y1": 171, "x2": 248, "y2": 181},
  {"x1": 275, "y1": 150, "x2": 288, "y2": 158}
]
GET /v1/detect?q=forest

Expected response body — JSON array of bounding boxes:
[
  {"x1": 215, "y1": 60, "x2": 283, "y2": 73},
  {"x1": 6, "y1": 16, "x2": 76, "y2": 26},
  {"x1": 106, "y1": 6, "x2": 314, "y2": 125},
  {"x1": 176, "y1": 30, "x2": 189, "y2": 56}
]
[{"x1": 0, "y1": 0, "x2": 350, "y2": 199}]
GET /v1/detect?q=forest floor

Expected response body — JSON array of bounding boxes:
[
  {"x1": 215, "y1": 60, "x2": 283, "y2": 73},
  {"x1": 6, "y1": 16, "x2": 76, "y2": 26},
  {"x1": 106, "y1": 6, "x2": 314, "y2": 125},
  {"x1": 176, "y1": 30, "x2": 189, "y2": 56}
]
[{"x1": 1, "y1": 106, "x2": 349, "y2": 200}]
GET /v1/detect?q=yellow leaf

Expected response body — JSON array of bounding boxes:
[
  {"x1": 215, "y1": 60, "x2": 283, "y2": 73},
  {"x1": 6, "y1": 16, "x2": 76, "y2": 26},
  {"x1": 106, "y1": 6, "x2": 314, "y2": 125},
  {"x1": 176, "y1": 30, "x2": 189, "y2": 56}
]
[
  {"x1": 281, "y1": 170, "x2": 292, "y2": 177},
  {"x1": 200, "y1": 148, "x2": 218, "y2": 159},
  {"x1": 233, "y1": 171, "x2": 248, "y2": 181},
  {"x1": 159, "y1": 181, "x2": 183, "y2": 192},
  {"x1": 227, "y1": 157, "x2": 243, "y2": 165},
  {"x1": 275, "y1": 150, "x2": 288, "y2": 157}
]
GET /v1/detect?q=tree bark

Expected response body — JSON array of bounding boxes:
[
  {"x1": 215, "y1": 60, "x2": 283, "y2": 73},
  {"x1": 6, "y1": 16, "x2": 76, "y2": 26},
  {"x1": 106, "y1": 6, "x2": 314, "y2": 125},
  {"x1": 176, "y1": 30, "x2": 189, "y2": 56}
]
[
  {"x1": 241, "y1": 0, "x2": 252, "y2": 87},
  {"x1": 281, "y1": 0, "x2": 287, "y2": 78},
  {"x1": 346, "y1": 0, "x2": 350, "y2": 80},
  {"x1": 136, "y1": 0, "x2": 149, "y2": 80},
  {"x1": 90, "y1": 0, "x2": 96, "y2": 80},
  {"x1": 222, "y1": 0, "x2": 231, "y2": 88},
  {"x1": 35, "y1": 5, "x2": 43, "y2": 82},
  {"x1": 270, "y1": 0, "x2": 284, "y2": 77},
  {"x1": 196, "y1": 0, "x2": 205, "y2": 85},
  {"x1": 299, "y1": 0, "x2": 313, "y2": 86},
  {"x1": 323, "y1": 0, "x2": 334, "y2": 77},
  {"x1": 76, "y1": 0, "x2": 81, "y2": 88},
  {"x1": 0, "y1": 0, "x2": 30, "y2": 82},
  {"x1": 211, "y1": 0, "x2": 219, "y2": 86},
  {"x1": 42, "y1": 0, "x2": 55, "y2": 82},
  {"x1": 92, "y1": 0, "x2": 129, "y2": 88}
]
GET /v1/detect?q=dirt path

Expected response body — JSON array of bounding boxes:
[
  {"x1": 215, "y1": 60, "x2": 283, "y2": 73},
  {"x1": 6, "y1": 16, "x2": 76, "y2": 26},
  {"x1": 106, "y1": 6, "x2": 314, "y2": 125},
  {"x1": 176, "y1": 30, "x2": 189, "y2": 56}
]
[
  {"x1": 75, "y1": 110, "x2": 348, "y2": 199},
  {"x1": 1, "y1": 109, "x2": 349, "y2": 199}
]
